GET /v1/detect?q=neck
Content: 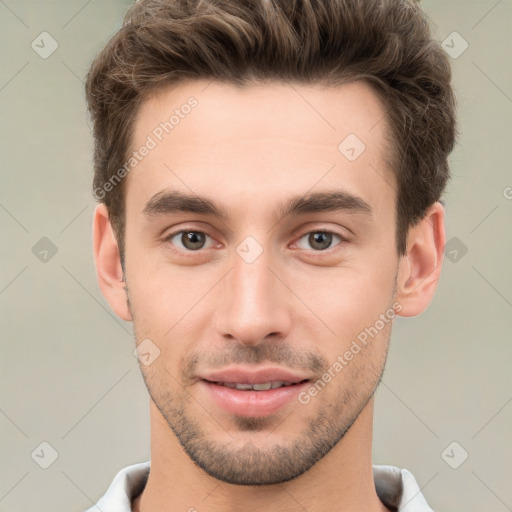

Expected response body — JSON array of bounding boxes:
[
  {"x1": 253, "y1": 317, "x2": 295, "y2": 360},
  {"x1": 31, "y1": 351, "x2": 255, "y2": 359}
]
[{"x1": 134, "y1": 398, "x2": 388, "y2": 512}]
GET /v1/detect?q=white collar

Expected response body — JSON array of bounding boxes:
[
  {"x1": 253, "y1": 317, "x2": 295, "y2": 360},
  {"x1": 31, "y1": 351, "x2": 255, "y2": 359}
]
[{"x1": 86, "y1": 462, "x2": 433, "y2": 512}]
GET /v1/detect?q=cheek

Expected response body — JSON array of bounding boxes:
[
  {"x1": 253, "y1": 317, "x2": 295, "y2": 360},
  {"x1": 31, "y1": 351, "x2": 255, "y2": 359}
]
[
  {"x1": 295, "y1": 263, "x2": 396, "y2": 343},
  {"x1": 128, "y1": 261, "x2": 207, "y2": 316},
  {"x1": 127, "y1": 266, "x2": 216, "y2": 366}
]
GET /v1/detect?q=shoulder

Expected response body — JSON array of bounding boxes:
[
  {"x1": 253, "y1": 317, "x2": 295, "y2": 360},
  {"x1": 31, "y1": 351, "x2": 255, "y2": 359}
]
[
  {"x1": 84, "y1": 461, "x2": 150, "y2": 512},
  {"x1": 373, "y1": 465, "x2": 434, "y2": 512}
]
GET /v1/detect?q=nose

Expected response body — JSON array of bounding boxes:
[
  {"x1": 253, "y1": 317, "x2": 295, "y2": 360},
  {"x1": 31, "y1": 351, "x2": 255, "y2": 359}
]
[{"x1": 214, "y1": 245, "x2": 293, "y2": 346}]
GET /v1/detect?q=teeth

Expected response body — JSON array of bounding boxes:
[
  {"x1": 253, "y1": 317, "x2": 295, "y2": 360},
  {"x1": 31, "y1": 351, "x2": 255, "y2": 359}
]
[
  {"x1": 234, "y1": 383, "x2": 253, "y2": 390},
  {"x1": 221, "y1": 382, "x2": 238, "y2": 389},
  {"x1": 271, "y1": 381, "x2": 292, "y2": 389},
  {"x1": 252, "y1": 382, "x2": 273, "y2": 390},
  {"x1": 217, "y1": 381, "x2": 292, "y2": 390}
]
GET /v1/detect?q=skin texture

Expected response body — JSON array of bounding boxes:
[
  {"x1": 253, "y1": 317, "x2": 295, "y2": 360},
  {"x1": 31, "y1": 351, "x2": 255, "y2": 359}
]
[{"x1": 93, "y1": 80, "x2": 445, "y2": 512}]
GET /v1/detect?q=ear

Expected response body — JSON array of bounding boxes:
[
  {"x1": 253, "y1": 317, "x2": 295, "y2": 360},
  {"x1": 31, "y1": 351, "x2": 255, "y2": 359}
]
[
  {"x1": 395, "y1": 202, "x2": 446, "y2": 317},
  {"x1": 92, "y1": 204, "x2": 132, "y2": 321}
]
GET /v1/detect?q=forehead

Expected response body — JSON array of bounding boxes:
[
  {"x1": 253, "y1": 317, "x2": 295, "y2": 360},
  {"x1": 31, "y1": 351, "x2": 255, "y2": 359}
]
[{"x1": 126, "y1": 79, "x2": 396, "y2": 220}]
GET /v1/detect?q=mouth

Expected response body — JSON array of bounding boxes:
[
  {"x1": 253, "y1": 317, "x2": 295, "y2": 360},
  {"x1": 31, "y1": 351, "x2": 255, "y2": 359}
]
[
  {"x1": 202, "y1": 379, "x2": 310, "y2": 391},
  {"x1": 199, "y1": 377, "x2": 312, "y2": 418}
]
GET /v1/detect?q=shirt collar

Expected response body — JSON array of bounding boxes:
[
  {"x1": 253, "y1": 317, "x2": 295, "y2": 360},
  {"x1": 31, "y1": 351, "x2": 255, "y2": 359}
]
[{"x1": 86, "y1": 462, "x2": 433, "y2": 512}]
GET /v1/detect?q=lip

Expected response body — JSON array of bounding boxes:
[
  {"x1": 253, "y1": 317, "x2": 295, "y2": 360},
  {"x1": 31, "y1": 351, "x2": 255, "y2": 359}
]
[
  {"x1": 198, "y1": 366, "x2": 312, "y2": 418},
  {"x1": 200, "y1": 379, "x2": 310, "y2": 417},
  {"x1": 200, "y1": 366, "x2": 311, "y2": 385}
]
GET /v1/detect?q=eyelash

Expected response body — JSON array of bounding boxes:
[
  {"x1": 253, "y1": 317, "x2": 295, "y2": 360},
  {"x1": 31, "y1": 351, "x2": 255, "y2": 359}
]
[{"x1": 163, "y1": 228, "x2": 348, "y2": 254}]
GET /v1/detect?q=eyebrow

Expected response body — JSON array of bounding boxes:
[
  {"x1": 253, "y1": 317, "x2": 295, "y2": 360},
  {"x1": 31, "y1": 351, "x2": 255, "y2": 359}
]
[{"x1": 142, "y1": 189, "x2": 373, "y2": 222}]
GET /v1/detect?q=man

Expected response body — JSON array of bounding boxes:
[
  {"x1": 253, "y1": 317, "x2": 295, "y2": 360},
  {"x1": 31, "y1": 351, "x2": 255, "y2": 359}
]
[{"x1": 85, "y1": 0, "x2": 456, "y2": 510}]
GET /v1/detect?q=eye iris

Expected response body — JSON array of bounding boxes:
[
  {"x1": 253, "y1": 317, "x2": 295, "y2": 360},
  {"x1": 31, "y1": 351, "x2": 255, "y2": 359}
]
[
  {"x1": 182, "y1": 231, "x2": 205, "y2": 250},
  {"x1": 309, "y1": 232, "x2": 332, "y2": 250}
]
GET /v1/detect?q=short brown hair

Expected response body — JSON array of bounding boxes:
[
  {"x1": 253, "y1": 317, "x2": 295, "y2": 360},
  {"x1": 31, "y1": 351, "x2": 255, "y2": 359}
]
[{"x1": 85, "y1": 0, "x2": 456, "y2": 262}]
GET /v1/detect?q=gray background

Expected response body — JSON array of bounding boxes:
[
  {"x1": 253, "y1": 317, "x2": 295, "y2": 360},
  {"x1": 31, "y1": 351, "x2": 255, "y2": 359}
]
[{"x1": 1, "y1": 1, "x2": 511, "y2": 511}]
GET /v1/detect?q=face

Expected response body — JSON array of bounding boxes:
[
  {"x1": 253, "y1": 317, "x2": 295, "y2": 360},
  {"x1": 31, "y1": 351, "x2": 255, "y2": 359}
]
[{"x1": 123, "y1": 80, "x2": 402, "y2": 485}]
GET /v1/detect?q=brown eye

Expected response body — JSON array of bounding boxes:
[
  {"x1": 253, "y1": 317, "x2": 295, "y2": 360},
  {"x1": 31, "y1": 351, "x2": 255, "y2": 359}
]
[
  {"x1": 181, "y1": 231, "x2": 206, "y2": 250},
  {"x1": 166, "y1": 231, "x2": 212, "y2": 251},
  {"x1": 295, "y1": 231, "x2": 346, "y2": 251},
  {"x1": 309, "y1": 232, "x2": 333, "y2": 250}
]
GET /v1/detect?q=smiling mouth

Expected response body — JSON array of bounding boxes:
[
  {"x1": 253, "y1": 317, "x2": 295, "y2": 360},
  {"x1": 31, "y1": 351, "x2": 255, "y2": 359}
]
[
  {"x1": 203, "y1": 379, "x2": 310, "y2": 391},
  {"x1": 201, "y1": 377, "x2": 312, "y2": 417}
]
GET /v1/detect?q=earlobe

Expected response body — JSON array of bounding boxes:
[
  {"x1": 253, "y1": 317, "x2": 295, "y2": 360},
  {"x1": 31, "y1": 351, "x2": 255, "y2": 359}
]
[
  {"x1": 395, "y1": 202, "x2": 446, "y2": 317},
  {"x1": 92, "y1": 204, "x2": 132, "y2": 322}
]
